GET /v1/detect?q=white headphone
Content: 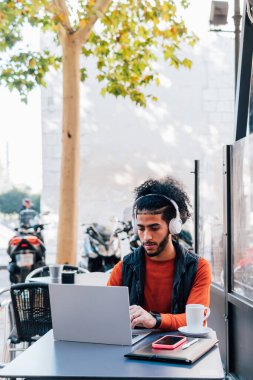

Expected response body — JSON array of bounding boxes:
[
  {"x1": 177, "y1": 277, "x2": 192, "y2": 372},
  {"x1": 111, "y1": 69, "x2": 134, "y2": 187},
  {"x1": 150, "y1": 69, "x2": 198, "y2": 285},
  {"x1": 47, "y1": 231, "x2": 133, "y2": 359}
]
[{"x1": 132, "y1": 194, "x2": 182, "y2": 236}]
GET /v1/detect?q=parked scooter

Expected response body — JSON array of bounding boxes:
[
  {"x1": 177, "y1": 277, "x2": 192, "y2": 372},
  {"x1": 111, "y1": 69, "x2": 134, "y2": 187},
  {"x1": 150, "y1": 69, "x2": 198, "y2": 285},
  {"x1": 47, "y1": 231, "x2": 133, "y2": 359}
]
[
  {"x1": 79, "y1": 223, "x2": 123, "y2": 272},
  {"x1": 79, "y1": 219, "x2": 143, "y2": 272},
  {"x1": 7, "y1": 217, "x2": 47, "y2": 283}
]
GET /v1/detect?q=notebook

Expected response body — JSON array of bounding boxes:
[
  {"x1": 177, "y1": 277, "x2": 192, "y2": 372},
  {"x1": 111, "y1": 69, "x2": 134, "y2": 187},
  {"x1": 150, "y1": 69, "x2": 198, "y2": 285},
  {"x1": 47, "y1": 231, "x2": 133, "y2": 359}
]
[
  {"x1": 49, "y1": 284, "x2": 151, "y2": 345},
  {"x1": 125, "y1": 336, "x2": 219, "y2": 364}
]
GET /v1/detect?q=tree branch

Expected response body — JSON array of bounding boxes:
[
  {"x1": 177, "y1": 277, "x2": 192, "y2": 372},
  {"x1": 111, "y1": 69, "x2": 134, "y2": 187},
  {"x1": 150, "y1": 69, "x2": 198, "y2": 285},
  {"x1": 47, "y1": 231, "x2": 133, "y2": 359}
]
[
  {"x1": 52, "y1": 0, "x2": 74, "y2": 34},
  {"x1": 76, "y1": 0, "x2": 112, "y2": 44}
]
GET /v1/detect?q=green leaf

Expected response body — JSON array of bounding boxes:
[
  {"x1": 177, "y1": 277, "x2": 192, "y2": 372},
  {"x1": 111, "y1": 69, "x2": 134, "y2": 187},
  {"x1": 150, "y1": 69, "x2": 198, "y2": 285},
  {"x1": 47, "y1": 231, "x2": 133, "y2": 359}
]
[
  {"x1": 182, "y1": 58, "x2": 192, "y2": 69},
  {"x1": 80, "y1": 67, "x2": 87, "y2": 82},
  {"x1": 101, "y1": 87, "x2": 107, "y2": 97},
  {"x1": 0, "y1": 0, "x2": 196, "y2": 107}
]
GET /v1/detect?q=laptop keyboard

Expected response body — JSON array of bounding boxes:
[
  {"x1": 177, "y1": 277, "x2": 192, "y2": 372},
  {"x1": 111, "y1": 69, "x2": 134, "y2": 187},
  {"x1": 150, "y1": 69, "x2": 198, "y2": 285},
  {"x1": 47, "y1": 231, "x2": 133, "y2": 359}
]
[{"x1": 132, "y1": 334, "x2": 139, "y2": 339}]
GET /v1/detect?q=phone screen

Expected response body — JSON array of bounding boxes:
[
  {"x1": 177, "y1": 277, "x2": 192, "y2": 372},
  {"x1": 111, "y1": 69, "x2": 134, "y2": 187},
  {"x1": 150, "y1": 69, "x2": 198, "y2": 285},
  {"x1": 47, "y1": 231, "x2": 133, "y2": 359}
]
[{"x1": 155, "y1": 336, "x2": 183, "y2": 345}]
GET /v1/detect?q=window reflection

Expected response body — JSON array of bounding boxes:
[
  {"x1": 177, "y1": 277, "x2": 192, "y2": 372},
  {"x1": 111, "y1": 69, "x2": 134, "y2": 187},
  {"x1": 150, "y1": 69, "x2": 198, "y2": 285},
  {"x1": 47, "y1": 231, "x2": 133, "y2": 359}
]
[
  {"x1": 248, "y1": 67, "x2": 253, "y2": 134},
  {"x1": 233, "y1": 135, "x2": 253, "y2": 300},
  {"x1": 199, "y1": 156, "x2": 224, "y2": 287}
]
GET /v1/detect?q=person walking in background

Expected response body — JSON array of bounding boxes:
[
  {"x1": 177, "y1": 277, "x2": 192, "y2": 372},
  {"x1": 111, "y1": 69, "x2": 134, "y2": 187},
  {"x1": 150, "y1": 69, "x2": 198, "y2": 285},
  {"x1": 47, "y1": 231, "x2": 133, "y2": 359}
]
[{"x1": 108, "y1": 176, "x2": 211, "y2": 331}]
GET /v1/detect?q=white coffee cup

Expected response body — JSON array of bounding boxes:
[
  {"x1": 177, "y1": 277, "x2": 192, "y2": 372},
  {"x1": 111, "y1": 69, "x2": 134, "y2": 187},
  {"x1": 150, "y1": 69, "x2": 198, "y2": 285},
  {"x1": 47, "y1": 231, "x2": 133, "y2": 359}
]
[
  {"x1": 186, "y1": 304, "x2": 210, "y2": 332},
  {"x1": 49, "y1": 264, "x2": 63, "y2": 282}
]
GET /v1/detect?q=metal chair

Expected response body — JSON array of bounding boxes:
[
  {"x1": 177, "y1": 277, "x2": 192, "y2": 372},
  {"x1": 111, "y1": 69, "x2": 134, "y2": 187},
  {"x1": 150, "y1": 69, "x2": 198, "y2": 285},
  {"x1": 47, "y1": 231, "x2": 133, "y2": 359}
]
[
  {"x1": 0, "y1": 287, "x2": 14, "y2": 363},
  {"x1": 25, "y1": 264, "x2": 89, "y2": 282},
  {"x1": 1, "y1": 282, "x2": 52, "y2": 362}
]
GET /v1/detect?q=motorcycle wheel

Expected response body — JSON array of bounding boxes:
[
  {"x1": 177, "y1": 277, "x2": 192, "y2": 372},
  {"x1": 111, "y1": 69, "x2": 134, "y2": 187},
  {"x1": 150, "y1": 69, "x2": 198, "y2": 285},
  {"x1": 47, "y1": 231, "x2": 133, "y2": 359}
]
[
  {"x1": 8, "y1": 262, "x2": 21, "y2": 284},
  {"x1": 103, "y1": 256, "x2": 120, "y2": 272},
  {"x1": 9, "y1": 272, "x2": 21, "y2": 284},
  {"x1": 9, "y1": 267, "x2": 30, "y2": 284},
  {"x1": 9, "y1": 260, "x2": 46, "y2": 284},
  {"x1": 88, "y1": 257, "x2": 104, "y2": 272},
  {"x1": 20, "y1": 267, "x2": 32, "y2": 283}
]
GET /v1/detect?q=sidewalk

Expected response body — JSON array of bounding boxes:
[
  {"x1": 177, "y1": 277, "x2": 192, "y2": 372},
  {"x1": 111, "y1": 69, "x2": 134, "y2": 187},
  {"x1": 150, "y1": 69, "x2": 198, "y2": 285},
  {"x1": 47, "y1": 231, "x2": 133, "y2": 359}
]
[{"x1": 0, "y1": 248, "x2": 8, "y2": 269}]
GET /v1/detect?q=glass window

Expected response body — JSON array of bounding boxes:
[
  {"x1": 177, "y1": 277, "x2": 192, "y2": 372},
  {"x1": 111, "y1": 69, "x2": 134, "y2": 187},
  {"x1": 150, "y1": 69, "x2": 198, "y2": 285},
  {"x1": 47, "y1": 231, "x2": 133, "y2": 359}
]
[
  {"x1": 232, "y1": 135, "x2": 253, "y2": 301},
  {"x1": 199, "y1": 153, "x2": 224, "y2": 287},
  {"x1": 247, "y1": 68, "x2": 253, "y2": 135}
]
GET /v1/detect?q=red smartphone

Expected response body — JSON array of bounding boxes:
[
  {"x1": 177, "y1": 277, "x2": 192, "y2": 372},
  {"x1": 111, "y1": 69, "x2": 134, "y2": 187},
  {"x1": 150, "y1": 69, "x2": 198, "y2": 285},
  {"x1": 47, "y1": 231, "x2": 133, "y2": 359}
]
[{"x1": 152, "y1": 335, "x2": 187, "y2": 350}]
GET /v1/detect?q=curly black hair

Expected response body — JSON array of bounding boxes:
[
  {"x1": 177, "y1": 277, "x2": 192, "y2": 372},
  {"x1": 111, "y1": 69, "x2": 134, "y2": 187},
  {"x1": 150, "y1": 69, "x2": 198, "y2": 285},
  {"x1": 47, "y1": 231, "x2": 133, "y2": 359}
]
[{"x1": 133, "y1": 176, "x2": 191, "y2": 225}]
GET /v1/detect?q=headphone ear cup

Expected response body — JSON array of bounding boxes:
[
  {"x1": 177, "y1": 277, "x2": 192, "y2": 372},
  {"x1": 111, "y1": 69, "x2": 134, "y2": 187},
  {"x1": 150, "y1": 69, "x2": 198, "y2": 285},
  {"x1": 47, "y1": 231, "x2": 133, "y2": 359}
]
[{"x1": 169, "y1": 218, "x2": 182, "y2": 235}]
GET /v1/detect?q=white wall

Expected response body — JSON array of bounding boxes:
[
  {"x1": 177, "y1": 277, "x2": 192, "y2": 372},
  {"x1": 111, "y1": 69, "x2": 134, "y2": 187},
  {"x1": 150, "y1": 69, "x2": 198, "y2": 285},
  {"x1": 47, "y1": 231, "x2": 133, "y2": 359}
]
[{"x1": 41, "y1": 1, "x2": 235, "y2": 252}]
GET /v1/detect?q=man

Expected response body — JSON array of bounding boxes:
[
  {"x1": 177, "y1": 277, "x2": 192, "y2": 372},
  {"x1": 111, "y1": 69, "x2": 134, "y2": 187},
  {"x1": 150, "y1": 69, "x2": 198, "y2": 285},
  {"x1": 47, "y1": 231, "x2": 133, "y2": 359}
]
[
  {"x1": 108, "y1": 176, "x2": 211, "y2": 331},
  {"x1": 19, "y1": 198, "x2": 39, "y2": 227},
  {"x1": 19, "y1": 198, "x2": 31, "y2": 212}
]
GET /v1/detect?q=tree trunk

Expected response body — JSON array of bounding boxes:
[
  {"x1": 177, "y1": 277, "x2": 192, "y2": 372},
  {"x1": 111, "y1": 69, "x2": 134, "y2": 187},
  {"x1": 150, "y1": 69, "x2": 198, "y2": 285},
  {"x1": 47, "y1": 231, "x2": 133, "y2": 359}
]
[{"x1": 56, "y1": 35, "x2": 81, "y2": 264}]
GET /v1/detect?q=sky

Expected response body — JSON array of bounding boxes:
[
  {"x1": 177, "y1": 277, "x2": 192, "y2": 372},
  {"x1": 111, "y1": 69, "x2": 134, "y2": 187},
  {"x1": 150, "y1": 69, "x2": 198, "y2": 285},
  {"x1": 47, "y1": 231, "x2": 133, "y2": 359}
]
[
  {"x1": 0, "y1": 26, "x2": 42, "y2": 193},
  {"x1": 0, "y1": 87, "x2": 42, "y2": 193},
  {"x1": 0, "y1": 0, "x2": 240, "y2": 194}
]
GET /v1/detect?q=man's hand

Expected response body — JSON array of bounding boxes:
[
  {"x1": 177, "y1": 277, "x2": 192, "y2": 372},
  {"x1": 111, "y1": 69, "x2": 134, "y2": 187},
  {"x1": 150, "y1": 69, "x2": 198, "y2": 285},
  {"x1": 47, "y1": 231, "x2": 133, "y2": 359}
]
[{"x1": 129, "y1": 305, "x2": 157, "y2": 329}]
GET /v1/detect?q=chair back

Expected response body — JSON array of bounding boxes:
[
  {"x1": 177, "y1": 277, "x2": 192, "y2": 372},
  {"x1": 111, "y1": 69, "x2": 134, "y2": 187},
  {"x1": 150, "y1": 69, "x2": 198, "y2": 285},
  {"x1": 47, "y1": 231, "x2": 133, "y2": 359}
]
[
  {"x1": 10, "y1": 282, "x2": 52, "y2": 342},
  {"x1": 25, "y1": 265, "x2": 89, "y2": 282}
]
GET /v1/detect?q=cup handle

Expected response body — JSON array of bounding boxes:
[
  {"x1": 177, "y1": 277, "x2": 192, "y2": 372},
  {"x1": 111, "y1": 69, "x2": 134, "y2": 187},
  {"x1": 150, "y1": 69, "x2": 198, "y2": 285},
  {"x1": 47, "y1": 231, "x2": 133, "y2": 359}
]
[{"x1": 203, "y1": 306, "x2": 210, "y2": 321}]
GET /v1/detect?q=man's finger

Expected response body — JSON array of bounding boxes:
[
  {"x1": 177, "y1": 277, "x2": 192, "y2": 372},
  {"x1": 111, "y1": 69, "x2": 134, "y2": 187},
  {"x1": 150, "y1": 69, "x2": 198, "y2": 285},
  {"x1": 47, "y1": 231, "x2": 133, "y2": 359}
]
[{"x1": 132, "y1": 316, "x2": 143, "y2": 328}]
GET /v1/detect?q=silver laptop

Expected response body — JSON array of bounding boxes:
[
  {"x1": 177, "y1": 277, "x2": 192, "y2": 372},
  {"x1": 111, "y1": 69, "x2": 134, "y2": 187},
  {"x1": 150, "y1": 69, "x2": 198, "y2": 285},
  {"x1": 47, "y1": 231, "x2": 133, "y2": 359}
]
[{"x1": 49, "y1": 284, "x2": 151, "y2": 345}]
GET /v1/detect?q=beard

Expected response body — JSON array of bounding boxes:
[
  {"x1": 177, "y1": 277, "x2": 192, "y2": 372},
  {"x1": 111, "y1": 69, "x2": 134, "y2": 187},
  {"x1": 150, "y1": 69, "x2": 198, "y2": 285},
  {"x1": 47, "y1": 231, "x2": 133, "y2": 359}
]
[{"x1": 143, "y1": 234, "x2": 169, "y2": 258}]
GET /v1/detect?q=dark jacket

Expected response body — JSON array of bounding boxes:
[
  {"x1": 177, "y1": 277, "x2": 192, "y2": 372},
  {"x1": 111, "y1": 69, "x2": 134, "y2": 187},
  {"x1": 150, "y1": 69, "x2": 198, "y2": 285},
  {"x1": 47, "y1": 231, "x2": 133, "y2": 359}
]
[{"x1": 122, "y1": 240, "x2": 199, "y2": 314}]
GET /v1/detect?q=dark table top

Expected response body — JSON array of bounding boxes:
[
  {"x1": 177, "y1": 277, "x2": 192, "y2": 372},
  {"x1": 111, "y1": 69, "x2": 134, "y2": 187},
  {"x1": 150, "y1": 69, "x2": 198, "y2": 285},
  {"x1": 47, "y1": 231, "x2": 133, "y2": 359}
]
[{"x1": 0, "y1": 329, "x2": 224, "y2": 379}]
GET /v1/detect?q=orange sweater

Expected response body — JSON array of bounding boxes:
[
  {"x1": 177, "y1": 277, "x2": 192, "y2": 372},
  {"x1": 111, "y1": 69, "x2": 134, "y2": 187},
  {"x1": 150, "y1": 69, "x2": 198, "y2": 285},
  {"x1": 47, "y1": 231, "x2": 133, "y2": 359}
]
[{"x1": 107, "y1": 255, "x2": 211, "y2": 331}]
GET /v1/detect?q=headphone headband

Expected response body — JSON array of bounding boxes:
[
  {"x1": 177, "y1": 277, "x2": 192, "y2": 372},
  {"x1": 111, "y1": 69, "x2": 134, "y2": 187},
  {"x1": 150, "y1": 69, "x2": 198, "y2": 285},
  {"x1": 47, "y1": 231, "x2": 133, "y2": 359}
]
[
  {"x1": 132, "y1": 193, "x2": 182, "y2": 235},
  {"x1": 133, "y1": 194, "x2": 179, "y2": 213}
]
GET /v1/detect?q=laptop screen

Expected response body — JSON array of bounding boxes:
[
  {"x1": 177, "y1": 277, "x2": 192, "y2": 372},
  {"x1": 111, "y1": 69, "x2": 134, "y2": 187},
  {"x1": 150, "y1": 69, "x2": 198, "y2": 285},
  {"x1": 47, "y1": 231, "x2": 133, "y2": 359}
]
[{"x1": 49, "y1": 284, "x2": 135, "y2": 345}]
